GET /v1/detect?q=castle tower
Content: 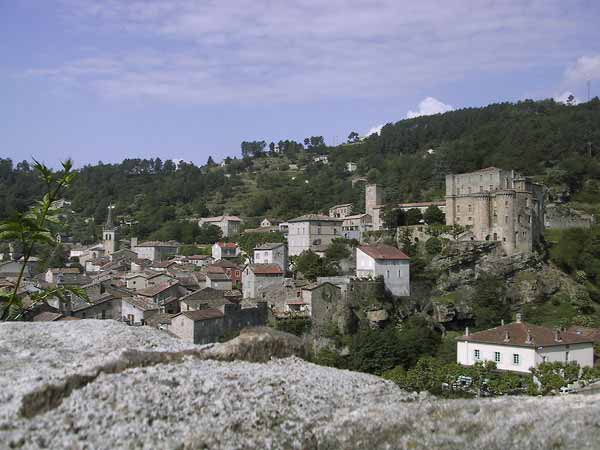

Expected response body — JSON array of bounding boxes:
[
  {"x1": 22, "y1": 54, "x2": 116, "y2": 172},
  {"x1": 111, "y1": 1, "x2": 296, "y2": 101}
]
[
  {"x1": 103, "y1": 204, "x2": 117, "y2": 255},
  {"x1": 365, "y1": 184, "x2": 384, "y2": 230}
]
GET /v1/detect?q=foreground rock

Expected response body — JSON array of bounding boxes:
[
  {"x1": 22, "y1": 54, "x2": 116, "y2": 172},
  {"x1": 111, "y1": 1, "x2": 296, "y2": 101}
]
[{"x1": 1, "y1": 321, "x2": 600, "y2": 449}]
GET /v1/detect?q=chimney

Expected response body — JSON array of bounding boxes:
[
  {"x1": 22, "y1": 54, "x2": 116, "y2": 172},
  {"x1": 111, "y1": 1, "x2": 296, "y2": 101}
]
[
  {"x1": 515, "y1": 313, "x2": 522, "y2": 323},
  {"x1": 554, "y1": 329, "x2": 562, "y2": 342},
  {"x1": 465, "y1": 326, "x2": 470, "y2": 336},
  {"x1": 131, "y1": 237, "x2": 138, "y2": 249},
  {"x1": 504, "y1": 331, "x2": 510, "y2": 342},
  {"x1": 526, "y1": 329, "x2": 533, "y2": 344}
]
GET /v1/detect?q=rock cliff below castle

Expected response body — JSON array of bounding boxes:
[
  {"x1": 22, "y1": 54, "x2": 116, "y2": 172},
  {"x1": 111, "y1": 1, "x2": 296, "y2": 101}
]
[{"x1": 1, "y1": 320, "x2": 600, "y2": 449}]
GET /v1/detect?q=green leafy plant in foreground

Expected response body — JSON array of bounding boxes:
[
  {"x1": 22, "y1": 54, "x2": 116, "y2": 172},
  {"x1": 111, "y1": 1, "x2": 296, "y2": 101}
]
[{"x1": 0, "y1": 159, "x2": 87, "y2": 321}]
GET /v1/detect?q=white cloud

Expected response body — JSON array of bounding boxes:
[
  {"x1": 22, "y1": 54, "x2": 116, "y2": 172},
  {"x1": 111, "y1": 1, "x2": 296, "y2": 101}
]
[
  {"x1": 24, "y1": 1, "x2": 600, "y2": 104},
  {"x1": 365, "y1": 124, "x2": 384, "y2": 137},
  {"x1": 565, "y1": 55, "x2": 600, "y2": 82},
  {"x1": 406, "y1": 97, "x2": 454, "y2": 119},
  {"x1": 554, "y1": 91, "x2": 579, "y2": 105}
]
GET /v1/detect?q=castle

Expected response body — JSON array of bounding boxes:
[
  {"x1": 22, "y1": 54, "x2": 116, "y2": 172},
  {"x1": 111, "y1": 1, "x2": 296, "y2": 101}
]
[{"x1": 445, "y1": 167, "x2": 545, "y2": 255}]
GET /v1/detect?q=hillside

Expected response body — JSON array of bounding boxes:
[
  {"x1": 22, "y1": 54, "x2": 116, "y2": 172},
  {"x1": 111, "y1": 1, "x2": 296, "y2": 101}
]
[{"x1": 1, "y1": 98, "x2": 600, "y2": 242}]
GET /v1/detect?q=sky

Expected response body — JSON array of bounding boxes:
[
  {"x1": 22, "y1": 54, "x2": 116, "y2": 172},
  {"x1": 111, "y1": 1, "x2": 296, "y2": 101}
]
[{"x1": 2, "y1": 0, "x2": 600, "y2": 168}]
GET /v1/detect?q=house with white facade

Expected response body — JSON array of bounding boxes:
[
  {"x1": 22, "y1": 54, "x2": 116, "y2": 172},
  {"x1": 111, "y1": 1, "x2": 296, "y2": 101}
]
[
  {"x1": 198, "y1": 216, "x2": 242, "y2": 237},
  {"x1": 122, "y1": 296, "x2": 159, "y2": 325},
  {"x1": 456, "y1": 316, "x2": 595, "y2": 374},
  {"x1": 355, "y1": 245, "x2": 410, "y2": 297},
  {"x1": 346, "y1": 162, "x2": 357, "y2": 172},
  {"x1": 242, "y1": 264, "x2": 284, "y2": 299},
  {"x1": 287, "y1": 214, "x2": 343, "y2": 256},
  {"x1": 205, "y1": 272, "x2": 233, "y2": 290},
  {"x1": 253, "y1": 243, "x2": 287, "y2": 271},
  {"x1": 212, "y1": 242, "x2": 240, "y2": 260}
]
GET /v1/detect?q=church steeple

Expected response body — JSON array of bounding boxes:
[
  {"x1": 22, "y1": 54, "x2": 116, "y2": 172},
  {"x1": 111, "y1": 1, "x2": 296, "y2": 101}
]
[
  {"x1": 103, "y1": 204, "x2": 117, "y2": 255},
  {"x1": 104, "y1": 203, "x2": 115, "y2": 230}
]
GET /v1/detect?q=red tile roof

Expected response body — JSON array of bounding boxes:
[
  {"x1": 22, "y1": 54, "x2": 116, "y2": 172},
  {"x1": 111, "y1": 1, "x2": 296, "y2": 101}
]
[
  {"x1": 217, "y1": 242, "x2": 238, "y2": 249},
  {"x1": 249, "y1": 264, "x2": 284, "y2": 275},
  {"x1": 458, "y1": 322, "x2": 594, "y2": 347},
  {"x1": 566, "y1": 326, "x2": 600, "y2": 343},
  {"x1": 358, "y1": 245, "x2": 410, "y2": 260}
]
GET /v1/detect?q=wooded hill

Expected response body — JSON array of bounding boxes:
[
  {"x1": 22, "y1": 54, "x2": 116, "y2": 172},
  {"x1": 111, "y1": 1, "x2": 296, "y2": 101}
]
[{"x1": 1, "y1": 97, "x2": 600, "y2": 243}]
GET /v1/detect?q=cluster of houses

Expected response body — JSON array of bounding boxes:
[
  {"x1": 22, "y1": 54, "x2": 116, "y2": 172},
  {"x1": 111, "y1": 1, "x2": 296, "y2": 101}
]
[{"x1": 2, "y1": 166, "x2": 598, "y2": 375}]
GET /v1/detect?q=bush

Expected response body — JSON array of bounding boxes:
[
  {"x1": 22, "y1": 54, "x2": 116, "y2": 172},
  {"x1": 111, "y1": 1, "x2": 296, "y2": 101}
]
[
  {"x1": 274, "y1": 318, "x2": 311, "y2": 336},
  {"x1": 425, "y1": 236, "x2": 443, "y2": 255}
]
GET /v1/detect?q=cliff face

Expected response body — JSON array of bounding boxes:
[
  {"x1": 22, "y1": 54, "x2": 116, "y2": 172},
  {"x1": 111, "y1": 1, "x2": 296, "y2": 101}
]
[
  {"x1": 2, "y1": 320, "x2": 600, "y2": 449},
  {"x1": 427, "y1": 241, "x2": 589, "y2": 324}
]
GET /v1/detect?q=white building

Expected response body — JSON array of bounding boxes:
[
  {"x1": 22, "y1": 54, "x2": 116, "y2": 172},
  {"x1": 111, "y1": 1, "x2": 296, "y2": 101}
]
[
  {"x1": 212, "y1": 242, "x2": 240, "y2": 260},
  {"x1": 346, "y1": 162, "x2": 357, "y2": 172},
  {"x1": 198, "y1": 215, "x2": 242, "y2": 237},
  {"x1": 122, "y1": 296, "x2": 159, "y2": 325},
  {"x1": 355, "y1": 245, "x2": 410, "y2": 297},
  {"x1": 253, "y1": 243, "x2": 287, "y2": 272},
  {"x1": 456, "y1": 317, "x2": 594, "y2": 374},
  {"x1": 287, "y1": 214, "x2": 343, "y2": 256},
  {"x1": 205, "y1": 272, "x2": 233, "y2": 290},
  {"x1": 313, "y1": 155, "x2": 329, "y2": 164}
]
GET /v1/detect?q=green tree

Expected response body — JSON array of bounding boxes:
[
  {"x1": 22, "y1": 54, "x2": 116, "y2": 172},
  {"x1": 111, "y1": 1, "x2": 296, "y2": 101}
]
[
  {"x1": 423, "y1": 205, "x2": 445, "y2": 224},
  {"x1": 0, "y1": 160, "x2": 87, "y2": 320},
  {"x1": 292, "y1": 250, "x2": 338, "y2": 281},
  {"x1": 405, "y1": 208, "x2": 423, "y2": 225},
  {"x1": 471, "y1": 274, "x2": 511, "y2": 330},
  {"x1": 196, "y1": 223, "x2": 222, "y2": 244},
  {"x1": 347, "y1": 131, "x2": 360, "y2": 143}
]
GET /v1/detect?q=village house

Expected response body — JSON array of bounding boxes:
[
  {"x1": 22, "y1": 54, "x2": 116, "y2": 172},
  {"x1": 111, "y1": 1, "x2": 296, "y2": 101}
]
[
  {"x1": 125, "y1": 271, "x2": 174, "y2": 291},
  {"x1": 346, "y1": 161, "x2": 357, "y2": 172},
  {"x1": 355, "y1": 245, "x2": 410, "y2": 297},
  {"x1": 456, "y1": 315, "x2": 594, "y2": 374},
  {"x1": 328, "y1": 203, "x2": 353, "y2": 219},
  {"x1": 198, "y1": 215, "x2": 242, "y2": 237},
  {"x1": 211, "y1": 242, "x2": 240, "y2": 260},
  {"x1": 445, "y1": 167, "x2": 545, "y2": 255},
  {"x1": 253, "y1": 243, "x2": 287, "y2": 272},
  {"x1": 109, "y1": 248, "x2": 137, "y2": 263},
  {"x1": 341, "y1": 213, "x2": 372, "y2": 241},
  {"x1": 185, "y1": 254, "x2": 213, "y2": 268},
  {"x1": 133, "y1": 240, "x2": 180, "y2": 262},
  {"x1": 205, "y1": 272, "x2": 233, "y2": 290},
  {"x1": 45, "y1": 267, "x2": 81, "y2": 284},
  {"x1": 169, "y1": 301, "x2": 268, "y2": 345},
  {"x1": 121, "y1": 296, "x2": 160, "y2": 326},
  {"x1": 207, "y1": 260, "x2": 242, "y2": 287},
  {"x1": 242, "y1": 263, "x2": 284, "y2": 299},
  {"x1": 136, "y1": 281, "x2": 181, "y2": 306},
  {"x1": 287, "y1": 214, "x2": 343, "y2": 256},
  {"x1": 70, "y1": 292, "x2": 122, "y2": 320},
  {"x1": 179, "y1": 287, "x2": 230, "y2": 311},
  {"x1": 313, "y1": 155, "x2": 329, "y2": 164}
]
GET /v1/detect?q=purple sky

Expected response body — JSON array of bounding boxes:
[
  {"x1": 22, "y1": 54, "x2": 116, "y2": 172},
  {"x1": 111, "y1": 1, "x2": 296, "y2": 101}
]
[{"x1": 2, "y1": 0, "x2": 600, "y2": 167}]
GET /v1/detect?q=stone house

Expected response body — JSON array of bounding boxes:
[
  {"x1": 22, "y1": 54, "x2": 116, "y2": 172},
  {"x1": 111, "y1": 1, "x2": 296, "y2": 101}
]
[
  {"x1": 179, "y1": 287, "x2": 230, "y2": 311},
  {"x1": 186, "y1": 255, "x2": 212, "y2": 268},
  {"x1": 287, "y1": 214, "x2": 343, "y2": 256},
  {"x1": 198, "y1": 216, "x2": 242, "y2": 238},
  {"x1": 253, "y1": 243, "x2": 287, "y2": 272},
  {"x1": 355, "y1": 245, "x2": 410, "y2": 297},
  {"x1": 303, "y1": 282, "x2": 346, "y2": 334},
  {"x1": 212, "y1": 242, "x2": 240, "y2": 260},
  {"x1": 133, "y1": 241, "x2": 180, "y2": 262},
  {"x1": 207, "y1": 260, "x2": 242, "y2": 287},
  {"x1": 122, "y1": 296, "x2": 159, "y2": 325},
  {"x1": 70, "y1": 293, "x2": 121, "y2": 320},
  {"x1": 136, "y1": 281, "x2": 181, "y2": 305},
  {"x1": 328, "y1": 203, "x2": 353, "y2": 219},
  {"x1": 170, "y1": 301, "x2": 268, "y2": 345},
  {"x1": 365, "y1": 184, "x2": 385, "y2": 231},
  {"x1": 445, "y1": 167, "x2": 545, "y2": 255},
  {"x1": 457, "y1": 317, "x2": 594, "y2": 374},
  {"x1": 109, "y1": 248, "x2": 138, "y2": 263},
  {"x1": 125, "y1": 271, "x2": 174, "y2": 291},
  {"x1": 45, "y1": 267, "x2": 81, "y2": 284},
  {"x1": 205, "y1": 272, "x2": 233, "y2": 290},
  {"x1": 242, "y1": 264, "x2": 284, "y2": 299},
  {"x1": 341, "y1": 214, "x2": 372, "y2": 241}
]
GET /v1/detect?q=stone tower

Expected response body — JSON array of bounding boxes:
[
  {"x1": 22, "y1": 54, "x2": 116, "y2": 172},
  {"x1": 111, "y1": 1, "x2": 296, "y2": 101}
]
[
  {"x1": 365, "y1": 184, "x2": 384, "y2": 230},
  {"x1": 103, "y1": 204, "x2": 117, "y2": 255}
]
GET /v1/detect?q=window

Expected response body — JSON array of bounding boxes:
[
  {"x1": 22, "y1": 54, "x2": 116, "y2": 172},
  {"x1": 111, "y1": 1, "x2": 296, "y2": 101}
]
[
  {"x1": 456, "y1": 205, "x2": 460, "y2": 212},
  {"x1": 468, "y1": 204, "x2": 472, "y2": 213},
  {"x1": 494, "y1": 352, "x2": 501, "y2": 363},
  {"x1": 565, "y1": 351, "x2": 570, "y2": 362},
  {"x1": 513, "y1": 354, "x2": 520, "y2": 365},
  {"x1": 474, "y1": 349, "x2": 481, "y2": 360}
]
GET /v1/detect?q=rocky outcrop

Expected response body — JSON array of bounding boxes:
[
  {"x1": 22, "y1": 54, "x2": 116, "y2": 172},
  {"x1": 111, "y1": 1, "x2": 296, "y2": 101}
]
[{"x1": 2, "y1": 320, "x2": 600, "y2": 449}]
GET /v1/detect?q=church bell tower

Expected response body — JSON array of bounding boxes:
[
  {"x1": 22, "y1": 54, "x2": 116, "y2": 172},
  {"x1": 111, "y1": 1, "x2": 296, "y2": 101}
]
[{"x1": 103, "y1": 204, "x2": 117, "y2": 255}]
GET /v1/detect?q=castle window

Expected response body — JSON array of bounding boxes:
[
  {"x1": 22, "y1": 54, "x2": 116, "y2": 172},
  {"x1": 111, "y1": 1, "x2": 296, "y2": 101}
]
[
  {"x1": 505, "y1": 216, "x2": 508, "y2": 224},
  {"x1": 480, "y1": 186, "x2": 483, "y2": 192},
  {"x1": 468, "y1": 204, "x2": 472, "y2": 213},
  {"x1": 468, "y1": 217, "x2": 472, "y2": 222},
  {"x1": 456, "y1": 205, "x2": 460, "y2": 212}
]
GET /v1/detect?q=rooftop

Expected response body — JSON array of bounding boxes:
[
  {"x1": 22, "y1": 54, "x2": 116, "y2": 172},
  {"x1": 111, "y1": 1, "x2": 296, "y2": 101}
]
[
  {"x1": 358, "y1": 245, "x2": 410, "y2": 261},
  {"x1": 177, "y1": 308, "x2": 224, "y2": 321},
  {"x1": 458, "y1": 321, "x2": 594, "y2": 347},
  {"x1": 136, "y1": 241, "x2": 180, "y2": 248},
  {"x1": 288, "y1": 214, "x2": 343, "y2": 223},
  {"x1": 254, "y1": 242, "x2": 285, "y2": 250},
  {"x1": 137, "y1": 282, "x2": 178, "y2": 297},
  {"x1": 123, "y1": 296, "x2": 160, "y2": 311},
  {"x1": 248, "y1": 264, "x2": 284, "y2": 275}
]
